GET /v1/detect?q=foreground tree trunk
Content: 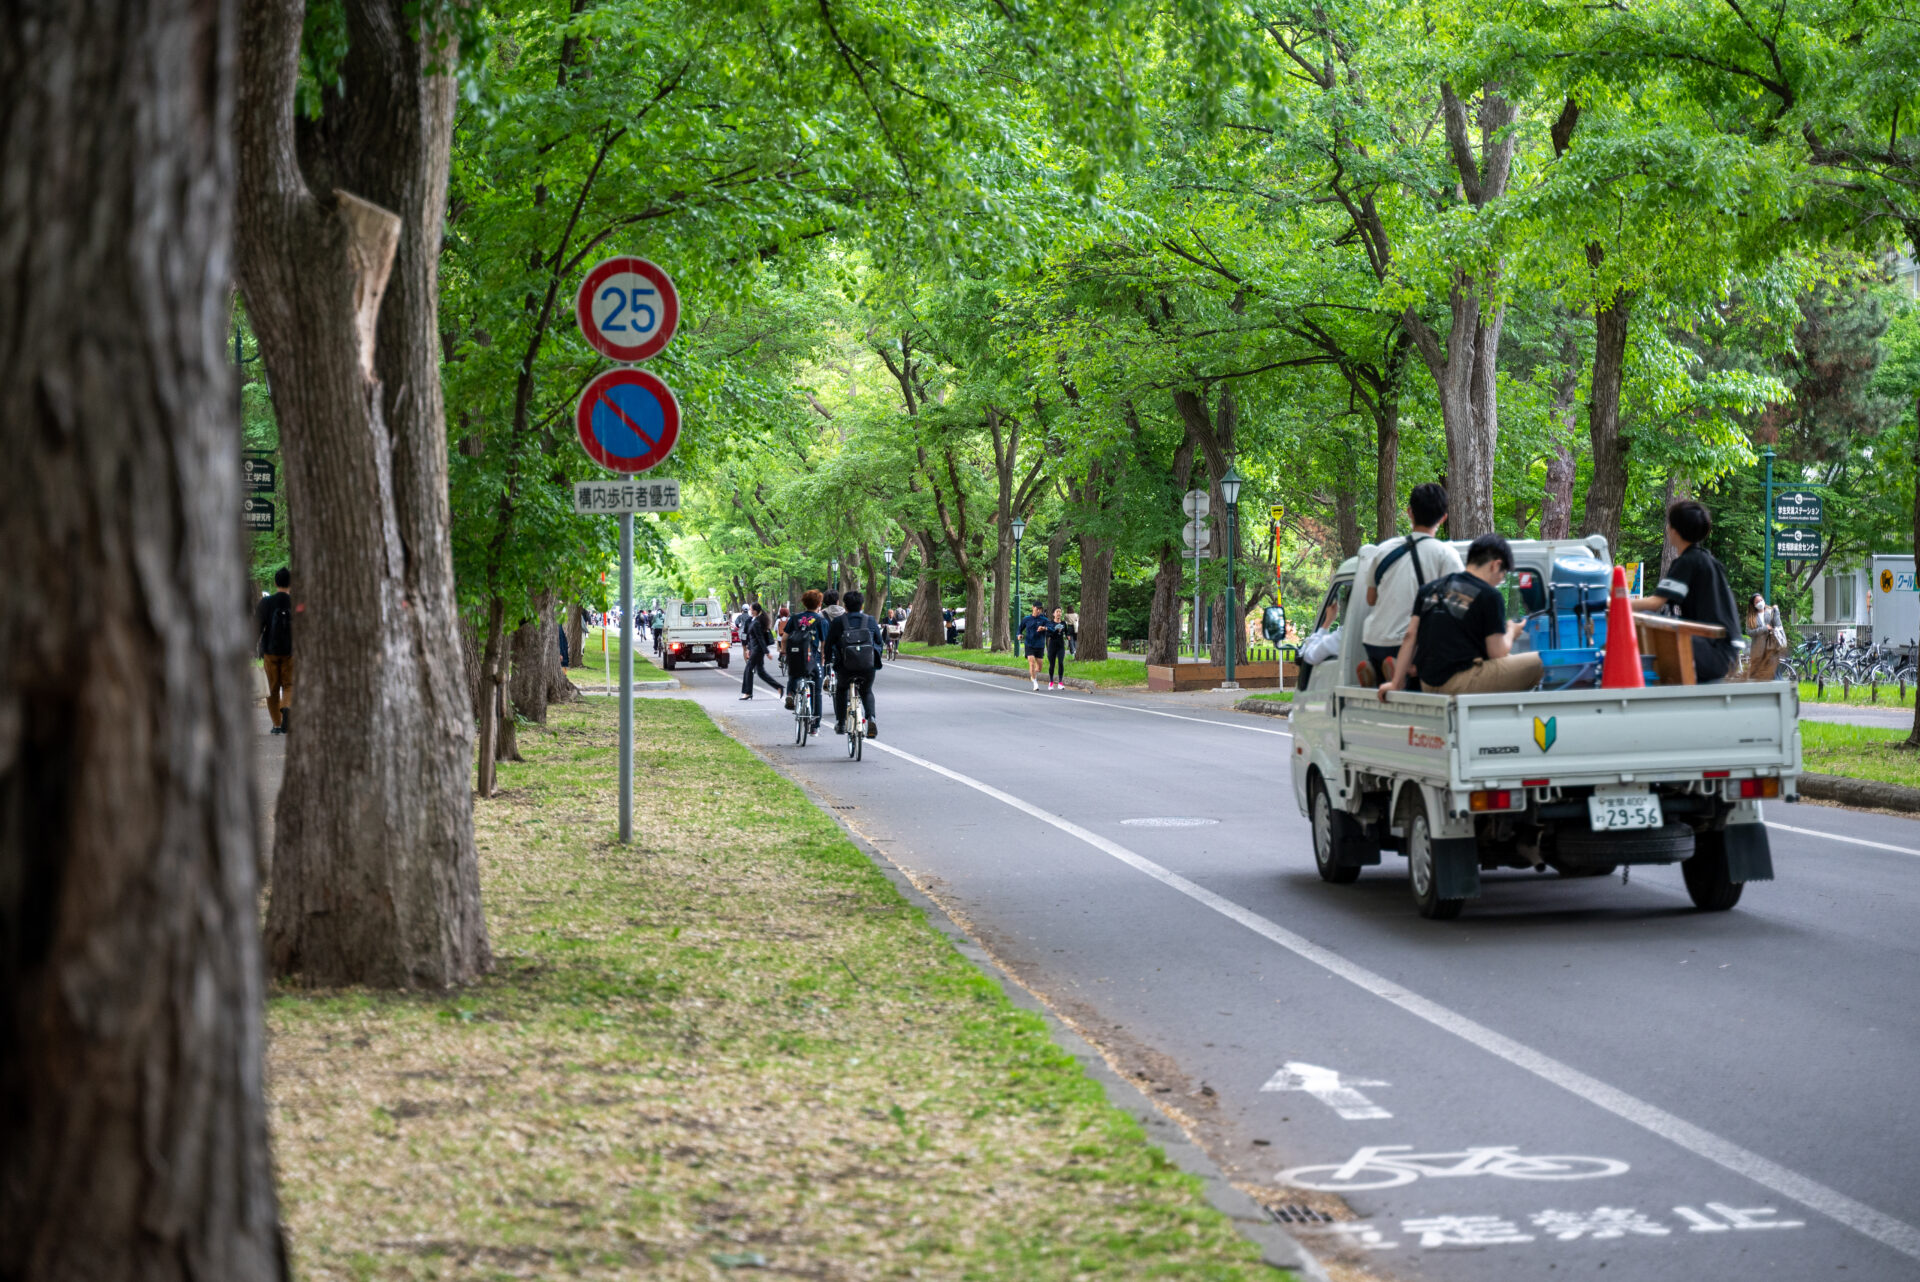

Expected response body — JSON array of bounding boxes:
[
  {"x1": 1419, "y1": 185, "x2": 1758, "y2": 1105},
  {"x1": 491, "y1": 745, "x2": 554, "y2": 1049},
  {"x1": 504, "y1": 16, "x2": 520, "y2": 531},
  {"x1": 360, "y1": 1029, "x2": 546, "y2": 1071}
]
[
  {"x1": 510, "y1": 606, "x2": 549, "y2": 724},
  {"x1": 1147, "y1": 545, "x2": 1187, "y2": 664},
  {"x1": 566, "y1": 602, "x2": 586, "y2": 668},
  {"x1": 902, "y1": 532, "x2": 945, "y2": 644},
  {"x1": 0, "y1": 0, "x2": 286, "y2": 1271},
  {"x1": 237, "y1": 0, "x2": 488, "y2": 986}
]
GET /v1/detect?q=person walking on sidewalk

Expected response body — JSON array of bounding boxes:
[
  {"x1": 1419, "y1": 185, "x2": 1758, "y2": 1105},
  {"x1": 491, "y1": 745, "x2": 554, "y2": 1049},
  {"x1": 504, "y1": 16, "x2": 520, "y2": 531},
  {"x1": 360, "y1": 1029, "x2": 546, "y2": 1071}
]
[
  {"x1": 1745, "y1": 592, "x2": 1786, "y2": 681},
  {"x1": 1045, "y1": 607, "x2": 1069, "y2": 689},
  {"x1": 740, "y1": 602, "x2": 785, "y2": 701},
  {"x1": 1356, "y1": 482, "x2": 1461, "y2": 686},
  {"x1": 1018, "y1": 602, "x2": 1051, "y2": 691},
  {"x1": 255, "y1": 566, "x2": 294, "y2": 734}
]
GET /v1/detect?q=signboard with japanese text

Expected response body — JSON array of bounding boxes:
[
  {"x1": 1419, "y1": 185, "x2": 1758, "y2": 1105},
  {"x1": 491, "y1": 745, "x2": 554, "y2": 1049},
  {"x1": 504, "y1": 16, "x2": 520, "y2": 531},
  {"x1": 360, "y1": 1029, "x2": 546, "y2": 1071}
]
[
  {"x1": 1773, "y1": 527, "x2": 1821, "y2": 560},
  {"x1": 242, "y1": 496, "x2": 275, "y2": 533},
  {"x1": 1773, "y1": 490, "x2": 1822, "y2": 524},
  {"x1": 573, "y1": 479, "x2": 681, "y2": 514},
  {"x1": 243, "y1": 456, "x2": 275, "y2": 493}
]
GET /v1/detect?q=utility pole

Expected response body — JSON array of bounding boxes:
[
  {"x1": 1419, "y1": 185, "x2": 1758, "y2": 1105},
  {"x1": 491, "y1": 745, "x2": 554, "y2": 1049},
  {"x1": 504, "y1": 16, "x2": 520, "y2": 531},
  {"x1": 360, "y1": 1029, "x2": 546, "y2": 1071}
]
[{"x1": 1762, "y1": 448, "x2": 1776, "y2": 603}]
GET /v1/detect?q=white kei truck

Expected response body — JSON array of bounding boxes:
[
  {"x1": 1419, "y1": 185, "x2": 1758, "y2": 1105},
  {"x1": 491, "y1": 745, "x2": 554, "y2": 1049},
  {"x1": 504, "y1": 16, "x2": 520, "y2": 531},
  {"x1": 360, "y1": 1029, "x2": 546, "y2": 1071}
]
[
  {"x1": 660, "y1": 597, "x2": 730, "y2": 671},
  {"x1": 1290, "y1": 536, "x2": 1801, "y2": 919}
]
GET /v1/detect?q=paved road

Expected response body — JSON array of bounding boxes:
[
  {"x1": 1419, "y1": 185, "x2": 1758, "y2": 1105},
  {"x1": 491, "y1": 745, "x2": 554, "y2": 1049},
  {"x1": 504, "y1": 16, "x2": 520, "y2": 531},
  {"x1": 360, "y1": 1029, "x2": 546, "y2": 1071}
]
[{"x1": 668, "y1": 657, "x2": 1920, "y2": 1279}]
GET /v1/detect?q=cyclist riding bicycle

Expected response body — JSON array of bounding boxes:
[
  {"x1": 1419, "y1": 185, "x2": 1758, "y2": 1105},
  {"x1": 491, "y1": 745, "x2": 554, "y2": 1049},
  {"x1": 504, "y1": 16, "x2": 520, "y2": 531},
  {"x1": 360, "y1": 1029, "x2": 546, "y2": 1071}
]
[
  {"x1": 782, "y1": 591, "x2": 828, "y2": 728},
  {"x1": 826, "y1": 590, "x2": 882, "y2": 739}
]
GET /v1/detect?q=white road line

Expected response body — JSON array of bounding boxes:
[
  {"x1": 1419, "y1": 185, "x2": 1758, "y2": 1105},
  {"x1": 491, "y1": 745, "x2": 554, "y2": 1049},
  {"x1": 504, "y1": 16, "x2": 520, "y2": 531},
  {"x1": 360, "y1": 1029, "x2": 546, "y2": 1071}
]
[
  {"x1": 898, "y1": 661, "x2": 1292, "y2": 737},
  {"x1": 1768, "y1": 821, "x2": 1920, "y2": 858},
  {"x1": 868, "y1": 737, "x2": 1920, "y2": 1264}
]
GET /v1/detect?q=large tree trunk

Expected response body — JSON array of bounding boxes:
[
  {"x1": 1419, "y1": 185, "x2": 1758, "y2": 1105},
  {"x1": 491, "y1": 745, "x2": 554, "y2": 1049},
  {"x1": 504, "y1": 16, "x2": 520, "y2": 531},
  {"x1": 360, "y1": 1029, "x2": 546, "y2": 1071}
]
[
  {"x1": 989, "y1": 537, "x2": 1014, "y2": 651},
  {"x1": 1334, "y1": 484, "x2": 1363, "y2": 559},
  {"x1": 962, "y1": 572, "x2": 986, "y2": 650},
  {"x1": 1046, "y1": 526, "x2": 1067, "y2": 610},
  {"x1": 1147, "y1": 545, "x2": 1186, "y2": 664},
  {"x1": 474, "y1": 597, "x2": 505, "y2": 796},
  {"x1": 1581, "y1": 292, "x2": 1635, "y2": 553},
  {"x1": 0, "y1": 0, "x2": 286, "y2": 1272},
  {"x1": 1374, "y1": 405, "x2": 1401, "y2": 542},
  {"x1": 902, "y1": 531, "x2": 945, "y2": 644},
  {"x1": 510, "y1": 604, "x2": 549, "y2": 724},
  {"x1": 237, "y1": 0, "x2": 487, "y2": 987},
  {"x1": 1075, "y1": 535, "x2": 1114, "y2": 661}
]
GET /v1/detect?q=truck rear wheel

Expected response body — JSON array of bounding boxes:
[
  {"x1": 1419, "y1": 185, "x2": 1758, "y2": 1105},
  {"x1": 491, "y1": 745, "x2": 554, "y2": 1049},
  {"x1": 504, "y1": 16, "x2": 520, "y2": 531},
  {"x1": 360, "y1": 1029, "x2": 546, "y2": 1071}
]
[
  {"x1": 662, "y1": 655, "x2": 676, "y2": 671},
  {"x1": 1407, "y1": 809, "x2": 1465, "y2": 920},
  {"x1": 1310, "y1": 778, "x2": 1363, "y2": 885},
  {"x1": 1682, "y1": 831, "x2": 1744, "y2": 911}
]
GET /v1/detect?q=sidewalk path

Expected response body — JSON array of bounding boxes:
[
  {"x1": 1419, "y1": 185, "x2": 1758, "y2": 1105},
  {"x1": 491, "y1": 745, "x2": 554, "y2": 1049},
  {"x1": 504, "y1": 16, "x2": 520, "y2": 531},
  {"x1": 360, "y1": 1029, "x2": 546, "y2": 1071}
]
[{"x1": 1802, "y1": 702, "x2": 1914, "y2": 730}]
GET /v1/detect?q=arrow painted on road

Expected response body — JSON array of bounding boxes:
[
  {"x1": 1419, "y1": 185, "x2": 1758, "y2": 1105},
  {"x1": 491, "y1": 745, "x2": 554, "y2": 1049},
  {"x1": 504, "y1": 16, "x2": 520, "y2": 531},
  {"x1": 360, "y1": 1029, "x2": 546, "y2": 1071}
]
[{"x1": 1261, "y1": 1061, "x2": 1392, "y2": 1120}]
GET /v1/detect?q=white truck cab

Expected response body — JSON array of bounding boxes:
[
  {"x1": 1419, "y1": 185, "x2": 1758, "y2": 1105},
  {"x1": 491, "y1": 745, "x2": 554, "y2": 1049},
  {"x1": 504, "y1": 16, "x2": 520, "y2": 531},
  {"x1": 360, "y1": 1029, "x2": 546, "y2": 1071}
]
[
  {"x1": 1290, "y1": 537, "x2": 1800, "y2": 919},
  {"x1": 661, "y1": 597, "x2": 730, "y2": 670}
]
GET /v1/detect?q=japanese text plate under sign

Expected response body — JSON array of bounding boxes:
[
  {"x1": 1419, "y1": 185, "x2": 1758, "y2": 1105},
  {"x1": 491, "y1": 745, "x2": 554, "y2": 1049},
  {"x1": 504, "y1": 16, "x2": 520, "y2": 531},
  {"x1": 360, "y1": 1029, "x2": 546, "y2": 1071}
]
[
  {"x1": 1773, "y1": 527, "x2": 1821, "y2": 560},
  {"x1": 1773, "y1": 490, "x2": 1822, "y2": 524},
  {"x1": 574, "y1": 479, "x2": 681, "y2": 514},
  {"x1": 243, "y1": 456, "x2": 275, "y2": 493},
  {"x1": 575, "y1": 367, "x2": 680, "y2": 474},
  {"x1": 576, "y1": 256, "x2": 680, "y2": 363},
  {"x1": 242, "y1": 497, "x2": 275, "y2": 533}
]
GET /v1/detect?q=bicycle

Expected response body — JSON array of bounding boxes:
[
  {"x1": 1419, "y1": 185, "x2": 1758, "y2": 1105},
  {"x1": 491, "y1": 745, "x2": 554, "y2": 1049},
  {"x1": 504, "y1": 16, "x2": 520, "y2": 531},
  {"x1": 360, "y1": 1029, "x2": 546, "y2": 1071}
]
[
  {"x1": 846, "y1": 682, "x2": 867, "y2": 761},
  {"x1": 792, "y1": 669, "x2": 820, "y2": 746},
  {"x1": 1279, "y1": 1145, "x2": 1630, "y2": 1192}
]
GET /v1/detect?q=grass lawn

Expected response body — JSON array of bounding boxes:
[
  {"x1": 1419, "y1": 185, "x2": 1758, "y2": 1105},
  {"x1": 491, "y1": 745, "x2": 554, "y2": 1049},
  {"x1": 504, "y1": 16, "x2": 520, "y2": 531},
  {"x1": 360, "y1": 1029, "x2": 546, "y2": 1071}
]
[
  {"x1": 1245, "y1": 690, "x2": 1295, "y2": 703},
  {"x1": 577, "y1": 624, "x2": 663, "y2": 680},
  {"x1": 1796, "y1": 679, "x2": 1917, "y2": 708},
  {"x1": 1798, "y1": 720, "x2": 1920, "y2": 789},
  {"x1": 267, "y1": 696, "x2": 1282, "y2": 1280},
  {"x1": 899, "y1": 641, "x2": 1149, "y2": 689}
]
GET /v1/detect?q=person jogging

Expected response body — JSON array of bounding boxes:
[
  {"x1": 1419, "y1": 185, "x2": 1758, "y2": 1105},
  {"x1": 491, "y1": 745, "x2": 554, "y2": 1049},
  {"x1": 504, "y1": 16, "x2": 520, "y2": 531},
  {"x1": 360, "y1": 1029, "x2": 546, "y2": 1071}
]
[
  {"x1": 739, "y1": 603, "x2": 785, "y2": 701},
  {"x1": 1356, "y1": 482, "x2": 1461, "y2": 685},
  {"x1": 1018, "y1": 602, "x2": 1051, "y2": 691},
  {"x1": 1045, "y1": 607, "x2": 1069, "y2": 689},
  {"x1": 826, "y1": 590, "x2": 882, "y2": 738},
  {"x1": 255, "y1": 566, "x2": 294, "y2": 734}
]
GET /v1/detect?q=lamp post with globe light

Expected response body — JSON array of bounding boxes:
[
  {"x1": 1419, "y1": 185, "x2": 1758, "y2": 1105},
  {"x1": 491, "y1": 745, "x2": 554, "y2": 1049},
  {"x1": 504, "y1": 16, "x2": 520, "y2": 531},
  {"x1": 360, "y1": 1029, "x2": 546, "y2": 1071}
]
[
  {"x1": 1220, "y1": 466, "x2": 1244, "y2": 689},
  {"x1": 1010, "y1": 517, "x2": 1027, "y2": 645}
]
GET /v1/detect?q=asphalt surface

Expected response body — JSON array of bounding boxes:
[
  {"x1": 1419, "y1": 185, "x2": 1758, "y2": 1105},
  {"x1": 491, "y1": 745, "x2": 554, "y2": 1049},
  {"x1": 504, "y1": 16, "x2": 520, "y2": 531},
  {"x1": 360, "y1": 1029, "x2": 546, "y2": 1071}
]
[{"x1": 658, "y1": 653, "x2": 1920, "y2": 1281}]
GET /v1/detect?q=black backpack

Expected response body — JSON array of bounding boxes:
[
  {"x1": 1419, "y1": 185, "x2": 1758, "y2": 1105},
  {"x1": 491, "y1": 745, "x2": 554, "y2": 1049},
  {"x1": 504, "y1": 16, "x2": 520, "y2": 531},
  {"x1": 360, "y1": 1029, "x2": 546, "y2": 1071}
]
[
  {"x1": 260, "y1": 593, "x2": 293, "y2": 657},
  {"x1": 838, "y1": 615, "x2": 878, "y2": 673}
]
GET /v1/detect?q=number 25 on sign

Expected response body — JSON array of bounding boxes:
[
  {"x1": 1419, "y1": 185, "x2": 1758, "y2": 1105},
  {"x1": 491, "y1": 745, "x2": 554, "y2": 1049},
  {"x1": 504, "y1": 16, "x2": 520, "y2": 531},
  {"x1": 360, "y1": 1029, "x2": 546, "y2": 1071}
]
[{"x1": 576, "y1": 257, "x2": 679, "y2": 363}]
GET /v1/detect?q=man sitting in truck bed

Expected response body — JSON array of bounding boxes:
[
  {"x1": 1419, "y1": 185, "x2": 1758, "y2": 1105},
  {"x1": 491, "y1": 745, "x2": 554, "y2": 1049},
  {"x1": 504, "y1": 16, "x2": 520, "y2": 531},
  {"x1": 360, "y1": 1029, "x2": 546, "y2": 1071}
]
[{"x1": 1377, "y1": 532, "x2": 1543, "y2": 698}]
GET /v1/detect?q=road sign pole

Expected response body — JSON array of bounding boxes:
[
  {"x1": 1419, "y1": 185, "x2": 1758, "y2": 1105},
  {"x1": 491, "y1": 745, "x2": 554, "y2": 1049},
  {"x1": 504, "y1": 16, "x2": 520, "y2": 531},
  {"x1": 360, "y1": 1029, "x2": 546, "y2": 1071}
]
[
  {"x1": 619, "y1": 512, "x2": 633, "y2": 845},
  {"x1": 1762, "y1": 448, "x2": 1775, "y2": 603}
]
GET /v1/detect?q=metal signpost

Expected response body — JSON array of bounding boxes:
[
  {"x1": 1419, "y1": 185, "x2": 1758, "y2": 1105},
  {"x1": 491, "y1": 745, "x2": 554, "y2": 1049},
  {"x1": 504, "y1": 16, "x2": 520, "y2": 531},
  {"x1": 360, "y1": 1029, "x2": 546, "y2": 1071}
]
[
  {"x1": 1183, "y1": 490, "x2": 1210, "y2": 659},
  {"x1": 1762, "y1": 443, "x2": 1821, "y2": 600},
  {"x1": 575, "y1": 256, "x2": 681, "y2": 845}
]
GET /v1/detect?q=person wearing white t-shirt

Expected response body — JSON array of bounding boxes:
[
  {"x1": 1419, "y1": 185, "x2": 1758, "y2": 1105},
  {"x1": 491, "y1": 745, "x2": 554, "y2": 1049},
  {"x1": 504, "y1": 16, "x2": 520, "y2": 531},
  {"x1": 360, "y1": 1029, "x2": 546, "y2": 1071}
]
[{"x1": 1357, "y1": 483, "x2": 1461, "y2": 684}]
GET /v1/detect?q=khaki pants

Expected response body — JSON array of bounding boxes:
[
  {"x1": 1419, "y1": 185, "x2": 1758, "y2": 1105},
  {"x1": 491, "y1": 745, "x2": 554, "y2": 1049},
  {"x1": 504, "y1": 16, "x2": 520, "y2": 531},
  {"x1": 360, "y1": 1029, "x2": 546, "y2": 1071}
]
[
  {"x1": 1425, "y1": 652, "x2": 1542, "y2": 696},
  {"x1": 263, "y1": 654, "x2": 293, "y2": 727}
]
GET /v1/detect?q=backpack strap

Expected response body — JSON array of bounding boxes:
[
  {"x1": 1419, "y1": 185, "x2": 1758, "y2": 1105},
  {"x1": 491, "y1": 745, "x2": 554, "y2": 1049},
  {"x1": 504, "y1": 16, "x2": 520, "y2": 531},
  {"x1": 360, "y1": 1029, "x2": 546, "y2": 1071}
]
[{"x1": 1371, "y1": 534, "x2": 1430, "y2": 590}]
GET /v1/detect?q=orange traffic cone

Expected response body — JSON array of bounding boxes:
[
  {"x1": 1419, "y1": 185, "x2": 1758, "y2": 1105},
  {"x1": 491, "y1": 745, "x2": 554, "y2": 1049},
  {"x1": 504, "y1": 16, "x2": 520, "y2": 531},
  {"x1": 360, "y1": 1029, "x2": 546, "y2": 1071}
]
[{"x1": 1600, "y1": 564, "x2": 1645, "y2": 689}]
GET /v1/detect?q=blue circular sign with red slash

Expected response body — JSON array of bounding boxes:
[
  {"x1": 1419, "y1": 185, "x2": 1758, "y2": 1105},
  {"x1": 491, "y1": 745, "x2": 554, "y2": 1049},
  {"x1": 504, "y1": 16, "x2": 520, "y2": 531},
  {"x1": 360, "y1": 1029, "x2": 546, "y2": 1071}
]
[
  {"x1": 576, "y1": 257, "x2": 679, "y2": 363},
  {"x1": 575, "y1": 367, "x2": 680, "y2": 474}
]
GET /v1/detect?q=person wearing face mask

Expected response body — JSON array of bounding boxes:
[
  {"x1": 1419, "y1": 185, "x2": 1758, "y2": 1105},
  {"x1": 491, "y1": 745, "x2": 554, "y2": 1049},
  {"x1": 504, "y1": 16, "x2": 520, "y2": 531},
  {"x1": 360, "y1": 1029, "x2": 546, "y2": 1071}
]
[{"x1": 1631, "y1": 498, "x2": 1742, "y2": 683}]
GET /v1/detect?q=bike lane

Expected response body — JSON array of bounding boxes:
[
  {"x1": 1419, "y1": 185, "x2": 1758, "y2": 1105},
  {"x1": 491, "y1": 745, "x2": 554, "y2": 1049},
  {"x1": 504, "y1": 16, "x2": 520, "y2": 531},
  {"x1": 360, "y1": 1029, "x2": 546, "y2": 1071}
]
[{"x1": 687, "y1": 662, "x2": 1920, "y2": 1280}]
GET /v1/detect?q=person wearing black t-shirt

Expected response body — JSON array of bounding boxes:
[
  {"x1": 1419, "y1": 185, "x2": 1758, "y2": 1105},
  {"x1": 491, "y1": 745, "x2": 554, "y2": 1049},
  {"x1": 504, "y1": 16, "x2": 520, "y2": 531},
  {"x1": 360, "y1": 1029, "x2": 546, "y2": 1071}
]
[
  {"x1": 1378, "y1": 533, "x2": 1543, "y2": 698},
  {"x1": 1632, "y1": 498, "x2": 1740, "y2": 682}
]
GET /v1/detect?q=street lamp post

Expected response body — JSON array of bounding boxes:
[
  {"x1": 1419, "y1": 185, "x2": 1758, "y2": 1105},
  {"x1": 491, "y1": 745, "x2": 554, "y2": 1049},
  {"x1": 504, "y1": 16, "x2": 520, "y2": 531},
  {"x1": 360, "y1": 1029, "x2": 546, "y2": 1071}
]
[
  {"x1": 1220, "y1": 466, "x2": 1244, "y2": 689},
  {"x1": 1010, "y1": 517, "x2": 1027, "y2": 645},
  {"x1": 883, "y1": 546, "x2": 895, "y2": 613},
  {"x1": 830, "y1": 559, "x2": 838, "y2": 595}
]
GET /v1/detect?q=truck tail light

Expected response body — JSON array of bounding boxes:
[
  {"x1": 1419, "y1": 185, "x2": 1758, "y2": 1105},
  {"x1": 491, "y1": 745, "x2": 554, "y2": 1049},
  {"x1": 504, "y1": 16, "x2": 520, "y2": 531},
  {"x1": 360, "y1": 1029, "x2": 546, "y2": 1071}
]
[
  {"x1": 670, "y1": 642, "x2": 684, "y2": 651},
  {"x1": 1470, "y1": 789, "x2": 1515, "y2": 812},
  {"x1": 1703, "y1": 770, "x2": 1730, "y2": 779},
  {"x1": 1739, "y1": 778, "x2": 1780, "y2": 799}
]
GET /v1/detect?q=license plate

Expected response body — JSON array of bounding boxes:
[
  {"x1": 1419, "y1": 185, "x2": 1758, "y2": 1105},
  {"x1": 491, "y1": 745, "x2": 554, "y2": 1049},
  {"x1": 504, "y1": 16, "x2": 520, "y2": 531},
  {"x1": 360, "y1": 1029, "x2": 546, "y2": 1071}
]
[{"x1": 1588, "y1": 791, "x2": 1663, "y2": 831}]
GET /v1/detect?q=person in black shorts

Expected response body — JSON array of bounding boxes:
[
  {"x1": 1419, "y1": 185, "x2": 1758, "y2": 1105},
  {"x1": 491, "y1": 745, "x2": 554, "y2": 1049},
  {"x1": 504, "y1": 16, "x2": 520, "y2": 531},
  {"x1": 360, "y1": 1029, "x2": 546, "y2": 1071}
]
[
  {"x1": 1633, "y1": 498, "x2": 1741, "y2": 682},
  {"x1": 1018, "y1": 602, "x2": 1050, "y2": 691}
]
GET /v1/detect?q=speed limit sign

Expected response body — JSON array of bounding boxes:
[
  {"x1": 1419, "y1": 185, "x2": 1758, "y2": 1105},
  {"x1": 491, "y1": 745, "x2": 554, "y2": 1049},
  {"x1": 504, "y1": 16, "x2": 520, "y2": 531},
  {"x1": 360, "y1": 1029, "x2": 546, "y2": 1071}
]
[{"x1": 576, "y1": 257, "x2": 679, "y2": 363}]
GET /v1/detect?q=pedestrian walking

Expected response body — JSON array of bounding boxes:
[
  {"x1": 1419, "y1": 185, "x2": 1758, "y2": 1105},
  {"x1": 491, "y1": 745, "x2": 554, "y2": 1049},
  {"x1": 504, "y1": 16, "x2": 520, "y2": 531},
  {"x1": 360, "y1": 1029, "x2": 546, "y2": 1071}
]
[
  {"x1": 1046, "y1": 607, "x2": 1069, "y2": 688},
  {"x1": 740, "y1": 602, "x2": 785, "y2": 700},
  {"x1": 1018, "y1": 602, "x2": 1051, "y2": 691},
  {"x1": 255, "y1": 566, "x2": 294, "y2": 734},
  {"x1": 1065, "y1": 611, "x2": 1079, "y2": 658},
  {"x1": 1744, "y1": 593, "x2": 1787, "y2": 681}
]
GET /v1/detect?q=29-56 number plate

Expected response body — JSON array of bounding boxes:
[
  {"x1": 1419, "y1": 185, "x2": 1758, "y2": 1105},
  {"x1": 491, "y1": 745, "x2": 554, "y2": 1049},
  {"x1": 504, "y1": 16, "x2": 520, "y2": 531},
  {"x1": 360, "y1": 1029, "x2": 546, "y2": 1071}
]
[{"x1": 1588, "y1": 790, "x2": 1663, "y2": 831}]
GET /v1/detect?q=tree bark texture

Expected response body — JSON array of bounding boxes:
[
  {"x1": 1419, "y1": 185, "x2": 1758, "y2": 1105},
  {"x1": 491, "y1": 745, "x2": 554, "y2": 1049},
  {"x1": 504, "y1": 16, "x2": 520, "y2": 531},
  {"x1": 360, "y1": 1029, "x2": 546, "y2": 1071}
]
[
  {"x1": 0, "y1": 1, "x2": 287, "y2": 1274},
  {"x1": 1374, "y1": 406, "x2": 1401, "y2": 543},
  {"x1": 1581, "y1": 292, "x2": 1635, "y2": 553},
  {"x1": 1540, "y1": 364, "x2": 1581, "y2": 541},
  {"x1": 509, "y1": 606, "x2": 548, "y2": 725},
  {"x1": 237, "y1": 0, "x2": 487, "y2": 986},
  {"x1": 1075, "y1": 536, "x2": 1115, "y2": 661},
  {"x1": 1402, "y1": 86, "x2": 1519, "y2": 538},
  {"x1": 902, "y1": 532, "x2": 946, "y2": 644},
  {"x1": 1045, "y1": 527, "x2": 1066, "y2": 611}
]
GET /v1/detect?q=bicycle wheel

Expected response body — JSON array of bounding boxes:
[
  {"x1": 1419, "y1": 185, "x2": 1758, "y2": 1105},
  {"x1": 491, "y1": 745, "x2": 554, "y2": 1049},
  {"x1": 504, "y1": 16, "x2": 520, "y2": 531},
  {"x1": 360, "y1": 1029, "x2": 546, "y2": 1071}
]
[
  {"x1": 1278, "y1": 1162, "x2": 1418, "y2": 1192},
  {"x1": 1498, "y1": 1154, "x2": 1632, "y2": 1180}
]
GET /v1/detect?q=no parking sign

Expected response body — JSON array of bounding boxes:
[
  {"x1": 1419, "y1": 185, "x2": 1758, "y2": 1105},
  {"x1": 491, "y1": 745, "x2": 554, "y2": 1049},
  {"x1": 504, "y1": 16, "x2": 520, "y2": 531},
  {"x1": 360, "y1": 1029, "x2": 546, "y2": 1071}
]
[{"x1": 574, "y1": 367, "x2": 680, "y2": 474}]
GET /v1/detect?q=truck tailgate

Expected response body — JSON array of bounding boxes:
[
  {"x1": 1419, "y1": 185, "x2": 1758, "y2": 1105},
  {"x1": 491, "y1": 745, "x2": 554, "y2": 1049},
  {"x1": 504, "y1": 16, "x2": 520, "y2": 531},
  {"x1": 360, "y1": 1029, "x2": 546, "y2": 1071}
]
[{"x1": 1452, "y1": 683, "x2": 1798, "y2": 784}]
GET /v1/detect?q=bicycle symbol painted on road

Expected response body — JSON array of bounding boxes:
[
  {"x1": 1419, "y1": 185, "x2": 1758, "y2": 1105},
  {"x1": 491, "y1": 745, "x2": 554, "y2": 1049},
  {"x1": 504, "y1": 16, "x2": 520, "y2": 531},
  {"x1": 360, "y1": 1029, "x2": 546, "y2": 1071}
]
[{"x1": 1280, "y1": 1145, "x2": 1630, "y2": 1192}]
